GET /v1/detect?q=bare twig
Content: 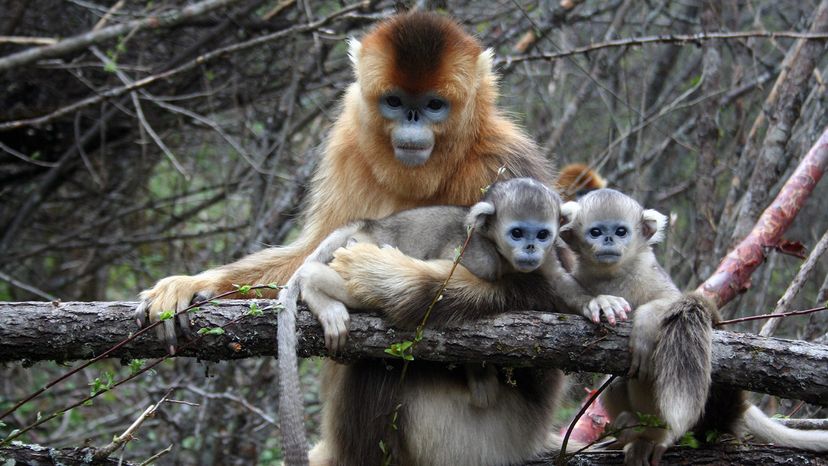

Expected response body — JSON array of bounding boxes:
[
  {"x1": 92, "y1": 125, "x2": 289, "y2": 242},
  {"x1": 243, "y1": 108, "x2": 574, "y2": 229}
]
[
  {"x1": 0, "y1": 0, "x2": 241, "y2": 73},
  {"x1": 0, "y1": 2, "x2": 369, "y2": 131},
  {"x1": 759, "y1": 229, "x2": 828, "y2": 336},
  {"x1": 496, "y1": 30, "x2": 828, "y2": 67}
]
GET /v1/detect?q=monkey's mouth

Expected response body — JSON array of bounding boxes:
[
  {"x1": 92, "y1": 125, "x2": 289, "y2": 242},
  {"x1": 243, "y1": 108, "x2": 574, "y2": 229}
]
[
  {"x1": 393, "y1": 144, "x2": 434, "y2": 167},
  {"x1": 513, "y1": 257, "x2": 541, "y2": 272},
  {"x1": 595, "y1": 252, "x2": 621, "y2": 264}
]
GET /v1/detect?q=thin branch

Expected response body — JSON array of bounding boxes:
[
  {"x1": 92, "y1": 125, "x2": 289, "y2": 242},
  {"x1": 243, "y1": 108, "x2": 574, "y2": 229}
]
[
  {"x1": 0, "y1": 2, "x2": 370, "y2": 131},
  {"x1": 496, "y1": 30, "x2": 828, "y2": 66},
  {"x1": 760, "y1": 229, "x2": 828, "y2": 336},
  {"x1": 0, "y1": 0, "x2": 242, "y2": 73}
]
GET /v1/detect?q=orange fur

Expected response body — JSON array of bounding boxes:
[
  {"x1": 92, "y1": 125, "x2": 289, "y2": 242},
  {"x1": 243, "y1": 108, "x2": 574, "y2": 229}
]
[
  {"x1": 139, "y1": 11, "x2": 552, "y2": 323},
  {"x1": 555, "y1": 163, "x2": 607, "y2": 201}
]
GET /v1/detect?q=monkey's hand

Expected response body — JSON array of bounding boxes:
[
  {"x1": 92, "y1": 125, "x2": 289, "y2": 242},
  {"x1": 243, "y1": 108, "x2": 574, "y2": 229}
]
[
  {"x1": 315, "y1": 301, "x2": 351, "y2": 354},
  {"x1": 583, "y1": 295, "x2": 630, "y2": 326},
  {"x1": 136, "y1": 274, "x2": 220, "y2": 354},
  {"x1": 628, "y1": 299, "x2": 669, "y2": 381},
  {"x1": 465, "y1": 364, "x2": 500, "y2": 409}
]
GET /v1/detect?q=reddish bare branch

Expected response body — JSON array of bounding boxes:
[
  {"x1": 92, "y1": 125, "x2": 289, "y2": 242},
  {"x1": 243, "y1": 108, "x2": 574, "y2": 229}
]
[{"x1": 697, "y1": 126, "x2": 828, "y2": 307}]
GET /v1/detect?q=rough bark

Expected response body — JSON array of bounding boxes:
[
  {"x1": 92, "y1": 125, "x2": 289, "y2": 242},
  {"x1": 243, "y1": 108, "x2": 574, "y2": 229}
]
[
  {"x1": 1, "y1": 441, "x2": 825, "y2": 465},
  {"x1": 0, "y1": 443, "x2": 133, "y2": 466},
  {"x1": 1, "y1": 300, "x2": 826, "y2": 405}
]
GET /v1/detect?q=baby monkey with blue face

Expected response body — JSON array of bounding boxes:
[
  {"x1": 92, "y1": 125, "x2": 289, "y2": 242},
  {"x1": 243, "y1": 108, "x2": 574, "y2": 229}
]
[
  {"x1": 561, "y1": 189, "x2": 828, "y2": 466},
  {"x1": 278, "y1": 178, "x2": 630, "y2": 465}
]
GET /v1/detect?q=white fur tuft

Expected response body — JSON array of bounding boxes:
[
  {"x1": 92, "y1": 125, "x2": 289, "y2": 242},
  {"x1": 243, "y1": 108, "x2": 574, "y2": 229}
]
[
  {"x1": 475, "y1": 48, "x2": 495, "y2": 81},
  {"x1": 465, "y1": 201, "x2": 495, "y2": 229},
  {"x1": 642, "y1": 209, "x2": 668, "y2": 244},
  {"x1": 560, "y1": 201, "x2": 580, "y2": 232},
  {"x1": 348, "y1": 38, "x2": 362, "y2": 70}
]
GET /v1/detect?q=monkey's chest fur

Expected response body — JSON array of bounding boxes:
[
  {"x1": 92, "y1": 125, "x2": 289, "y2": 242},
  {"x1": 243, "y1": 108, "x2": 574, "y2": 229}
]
[{"x1": 323, "y1": 359, "x2": 563, "y2": 466}]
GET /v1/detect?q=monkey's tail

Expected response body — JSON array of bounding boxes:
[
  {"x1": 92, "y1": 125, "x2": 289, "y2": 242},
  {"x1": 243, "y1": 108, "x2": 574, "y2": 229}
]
[
  {"x1": 278, "y1": 279, "x2": 310, "y2": 466},
  {"x1": 652, "y1": 292, "x2": 716, "y2": 439},
  {"x1": 742, "y1": 404, "x2": 828, "y2": 451}
]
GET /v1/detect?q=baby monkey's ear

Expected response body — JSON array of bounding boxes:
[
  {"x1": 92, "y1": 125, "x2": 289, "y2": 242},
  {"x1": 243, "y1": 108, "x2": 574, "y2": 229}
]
[
  {"x1": 642, "y1": 209, "x2": 668, "y2": 244},
  {"x1": 557, "y1": 201, "x2": 580, "y2": 244},
  {"x1": 465, "y1": 201, "x2": 495, "y2": 230}
]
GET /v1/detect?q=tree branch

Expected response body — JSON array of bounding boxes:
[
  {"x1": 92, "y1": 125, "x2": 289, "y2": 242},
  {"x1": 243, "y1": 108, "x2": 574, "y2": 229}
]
[
  {"x1": 1, "y1": 442, "x2": 825, "y2": 466},
  {"x1": 0, "y1": 0, "x2": 241, "y2": 73},
  {"x1": 1, "y1": 301, "x2": 825, "y2": 405},
  {"x1": 698, "y1": 125, "x2": 828, "y2": 307}
]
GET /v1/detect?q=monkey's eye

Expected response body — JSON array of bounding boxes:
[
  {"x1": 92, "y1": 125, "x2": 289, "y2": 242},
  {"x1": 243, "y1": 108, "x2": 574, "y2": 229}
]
[
  {"x1": 589, "y1": 228, "x2": 602, "y2": 238},
  {"x1": 537, "y1": 229, "x2": 550, "y2": 240},
  {"x1": 510, "y1": 228, "x2": 524, "y2": 239},
  {"x1": 385, "y1": 95, "x2": 402, "y2": 108},
  {"x1": 615, "y1": 227, "x2": 628, "y2": 237},
  {"x1": 426, "y1": 99, "x2": 445, "y2": 110}
]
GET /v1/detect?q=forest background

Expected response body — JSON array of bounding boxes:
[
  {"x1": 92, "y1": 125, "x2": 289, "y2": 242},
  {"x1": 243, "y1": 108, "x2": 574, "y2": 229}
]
[{"x1": 1, "y1": 0, "x2": 827, "y2": 464}]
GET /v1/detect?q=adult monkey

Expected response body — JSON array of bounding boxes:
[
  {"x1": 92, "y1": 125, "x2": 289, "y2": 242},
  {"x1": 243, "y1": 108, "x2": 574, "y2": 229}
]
[{"x1": 135, "y1": 10, "x2": 554, "y2": 465}]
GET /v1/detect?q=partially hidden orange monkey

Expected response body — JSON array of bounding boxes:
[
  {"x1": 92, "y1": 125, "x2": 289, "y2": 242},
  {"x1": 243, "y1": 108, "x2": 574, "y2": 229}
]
[{"x1": 136, "y1": 11, "x2": 574, "y2": 466}]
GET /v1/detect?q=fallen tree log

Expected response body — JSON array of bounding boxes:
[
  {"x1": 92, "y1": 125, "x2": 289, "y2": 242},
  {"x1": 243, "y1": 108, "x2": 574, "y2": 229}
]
[
  {"x1": 1, "y1": 441, "x2": 826, "y2": 465},
  {"x1": 1, "y1": 300, "x2": 826, "y2": 405}
]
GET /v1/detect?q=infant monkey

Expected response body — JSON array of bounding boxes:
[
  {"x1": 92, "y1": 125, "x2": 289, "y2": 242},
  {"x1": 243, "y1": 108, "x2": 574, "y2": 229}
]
[
  {"x1": 276, "y1": 178, "x2": 633, "y2": 465},
  {"x1": 561, "y1": 189, "x2": 828, "y2": 465},
  {"x1": 286, "y1": 177, "x2": 630, "y2": 351}
]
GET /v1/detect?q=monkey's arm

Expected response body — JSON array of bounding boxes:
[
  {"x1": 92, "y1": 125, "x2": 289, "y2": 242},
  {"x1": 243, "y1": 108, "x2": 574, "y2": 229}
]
[
  {"x1": 540, "y1": 260, "x2": 630, "y2": 325},
  {"x1": 330, "y1": 243, "x2": 541, "y2": 328}
]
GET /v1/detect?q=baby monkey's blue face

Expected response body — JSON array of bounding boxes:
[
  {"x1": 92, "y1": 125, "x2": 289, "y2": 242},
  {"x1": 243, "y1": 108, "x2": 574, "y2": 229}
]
[
  {"x1": 501, "y1": 219, "x2": 556, "y2": 272},
  {"x1": 583, "y1": 219, "x2": 632, "y2": 264}
]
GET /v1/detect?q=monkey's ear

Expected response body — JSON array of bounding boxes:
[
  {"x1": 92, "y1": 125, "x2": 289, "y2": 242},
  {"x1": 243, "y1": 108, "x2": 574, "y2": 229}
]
[
  {"x1": 465, "y1": 201, "x2": 495, "y2": 230},
  {"x1": 559, "y1": 201, "x2": 580, "y2": 232},
  {"x1": 642, "y1": 209, "x2": 668, "y2": 244},
  {"x1": 475, "y1": 49, "x2": 495, "y2": 84},
  {"x1": 348, "y1": 38, "x2": 362, "y2": 69}
]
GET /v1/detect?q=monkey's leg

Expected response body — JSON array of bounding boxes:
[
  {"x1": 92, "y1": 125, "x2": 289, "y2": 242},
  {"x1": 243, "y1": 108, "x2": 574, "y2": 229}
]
[{"x1": 298, "y1": 262, "x2": 361, "y2": 353}]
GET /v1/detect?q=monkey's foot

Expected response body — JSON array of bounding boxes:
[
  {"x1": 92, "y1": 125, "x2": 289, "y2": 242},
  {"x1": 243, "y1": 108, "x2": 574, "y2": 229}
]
[
  {"x1": 583, "y1": 295, "x2": 631, "y2": 325},
  {"x1": 136, "y1": 274, "x2": 219, "y2": 354},
  {"x1": 316, "y1": 302, "x2": 351, "y2": 354}
]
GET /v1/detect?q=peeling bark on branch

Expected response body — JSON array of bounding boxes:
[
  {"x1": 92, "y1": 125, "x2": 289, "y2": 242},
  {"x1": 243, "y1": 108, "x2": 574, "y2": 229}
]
[{"x1": 1, "y1": 301, "x2": 826, "y2": 405}]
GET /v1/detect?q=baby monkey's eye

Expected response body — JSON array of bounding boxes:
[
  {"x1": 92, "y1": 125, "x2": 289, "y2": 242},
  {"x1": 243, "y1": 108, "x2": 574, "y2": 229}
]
[
  {"x1": 510, "y1": 228, "x2": 524, "y2": 239},
  {"x1": 615, "y1": 227, "x2": 628, "y2": 237},
  {"x1": 537, "y1": 229, "x2": 550, "y2": 240},
  {"x1": 589, "y1": 228, "x2": 602, "y2": 238},
  {"x1": 385, "y1": 95, "x2": 402, "y2": 108}
]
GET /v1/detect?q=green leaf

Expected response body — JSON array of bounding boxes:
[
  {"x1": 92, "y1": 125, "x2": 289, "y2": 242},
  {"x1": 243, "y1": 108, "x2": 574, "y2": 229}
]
[
  {"x1": 197, "y1": 327, "x2": 226, "y2": 336},
  {"x1": 378, "y1": 440, "x2": 387, "y2": 455},
  {"x1": 679, "y1": 432, "x2": 699, "y2": 448},
  {"x1": 159, "y1": 310, "x2": 174, "y2": 321},
  {"x1": 234, "y1": 284, "x2": 252, "y2": 294},
  {"x1": 705, "y1": 429, "x2": 721, "y2": 443},
  {"x1": 103, "y1": 60, "x2": 118, "y2": 73},
  {"x1": 128, "y1": 359, "x2": 145, "y2": 375},
  {"x1": 247, "y1": 302, "x2": 263, "y2": 317},
  {"x1": 188, "y1": 306, "x2": 201, "y2": 313}
]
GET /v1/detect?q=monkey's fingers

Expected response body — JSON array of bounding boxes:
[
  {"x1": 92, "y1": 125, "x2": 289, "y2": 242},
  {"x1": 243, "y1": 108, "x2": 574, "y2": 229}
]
[
  {"x1": 584, "y1": 301, "x2": 602, "y2": 324},
  {"x1": 137, "y1": 275, "x2": 216, "y2": 354},
  {"x1": 318, "y1": 305, "x2": 350, "y2": 354},
  {"x1": 623, "y1": 439, "x2": 655, "y2": 466}
]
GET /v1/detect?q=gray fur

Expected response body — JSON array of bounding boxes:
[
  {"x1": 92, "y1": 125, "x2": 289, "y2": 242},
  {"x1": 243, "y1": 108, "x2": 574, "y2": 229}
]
[{"x1": 278, "y1": 177, "x2": 576, "y2": 465}]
